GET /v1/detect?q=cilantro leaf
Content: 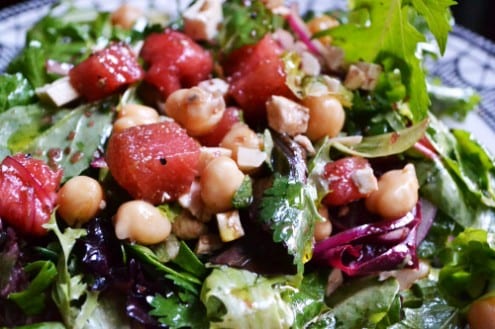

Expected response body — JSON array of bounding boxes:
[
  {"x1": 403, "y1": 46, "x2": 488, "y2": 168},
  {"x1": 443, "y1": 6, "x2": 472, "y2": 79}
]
[
  {"x1": 259, "y1": 175, "x2": 321, "y2": 274},
  {"x1": 232, "y1": 176, "x2": 253, "y2": 209},
  {"x1": 149, "y1": 291, "x2": 208, "y2": 329}
]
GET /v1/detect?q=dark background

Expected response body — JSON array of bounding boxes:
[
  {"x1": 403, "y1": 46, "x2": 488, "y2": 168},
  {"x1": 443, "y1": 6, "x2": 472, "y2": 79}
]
[{"x1": 0, "y1": 0, "x2": 494, "y2": 43}]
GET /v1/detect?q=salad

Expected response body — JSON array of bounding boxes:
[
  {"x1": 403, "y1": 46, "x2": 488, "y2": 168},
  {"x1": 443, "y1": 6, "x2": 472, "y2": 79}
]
[{"x1": 0, "y1": 0, "x2": 494, "y2": 328}]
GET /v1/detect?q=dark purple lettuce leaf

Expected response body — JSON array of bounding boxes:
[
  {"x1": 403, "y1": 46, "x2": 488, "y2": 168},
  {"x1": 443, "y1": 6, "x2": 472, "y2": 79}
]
[
  {"x1": 75, "y1": 217, "x2": 127, "y2": 291},
  {"x1": 313, "y1": 204, "x2": 422, "y2": 276}
]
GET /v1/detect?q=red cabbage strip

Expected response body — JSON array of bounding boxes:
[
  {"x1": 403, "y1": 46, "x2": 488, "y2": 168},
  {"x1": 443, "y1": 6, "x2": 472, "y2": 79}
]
[
  {"x1": 313, "y1": 204, "x2": 422, "y2": 276},
  {"x1": 286, "y1": 11, "x2": 321, "y2": 55}
]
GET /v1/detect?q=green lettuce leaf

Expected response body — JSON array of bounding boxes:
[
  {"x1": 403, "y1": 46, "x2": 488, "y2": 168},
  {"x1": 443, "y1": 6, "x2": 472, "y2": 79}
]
[
  {"x1": 428, "y1": 82, "x2": 480, "y2": 121},
  {"x1": 200, "y1": 267, "x2": 294, "y2": 329}
]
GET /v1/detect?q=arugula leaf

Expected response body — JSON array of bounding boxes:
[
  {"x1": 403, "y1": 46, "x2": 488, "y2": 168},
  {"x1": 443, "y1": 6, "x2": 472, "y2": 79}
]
[
  {"x1": 0, "y1": 104, "x2": 54, "y2": 156},
  {"x1": 232, "y1": 176, "x2": 253, "y2": 209},
  {"x1": 23, "y1": 102, "x2": 114, "y2": 182},
  {"x1": 327, "y1": 0, "x2": 453, "y2": 121},
  {"x1": 218, "y1": 0, "x2": 284, "y2": 54},
  {"x1": 259, "y1": 174, "x2": 321, "y2": 274},
  {"x1": 333, "y1": 118, "x2": 428, "y2": 158},
  {"x1": 200, "y1": 267, "x2": 294, "y2": 329},
  {"x1": 438, "y1": 228, "x2": 495, "y2": 307},
  {"x1": 8, "y1": 261, "x2": 57, "y2": 316},
  {"x1": 0, "y1": 73, "x2": 35, "y2": 113},
  {"x1": 150, "y1": 292, "x2": 208, "y2": 329}
]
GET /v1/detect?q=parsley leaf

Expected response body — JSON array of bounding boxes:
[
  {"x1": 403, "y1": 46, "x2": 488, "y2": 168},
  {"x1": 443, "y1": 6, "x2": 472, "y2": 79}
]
[
  {"x1": 150, "y1": 291, "x2": 208, "y2": 329},
  {"x1": 259, "y1": 175, "x2": 321, "y2": 274}
]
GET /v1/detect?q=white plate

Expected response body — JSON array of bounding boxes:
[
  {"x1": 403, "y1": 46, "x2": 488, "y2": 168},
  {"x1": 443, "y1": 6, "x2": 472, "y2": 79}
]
[{"x1": 1, "y1": 0, "x2": 495, "y2": 154}]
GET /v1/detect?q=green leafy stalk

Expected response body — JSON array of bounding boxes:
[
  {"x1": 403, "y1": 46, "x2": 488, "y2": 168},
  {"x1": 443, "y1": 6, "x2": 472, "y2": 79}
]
[
  {"x1": 8, "y1": 261, "x2": 57, "y2": 316},
  {"x1": 43, "y1": 214, "x2": 98, "y2": 329}
]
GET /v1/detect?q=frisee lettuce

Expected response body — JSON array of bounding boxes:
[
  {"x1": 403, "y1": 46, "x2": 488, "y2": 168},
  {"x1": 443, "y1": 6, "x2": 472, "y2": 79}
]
[{"x1": 200, "y1": 267, "x2": 294, "y2": 329}]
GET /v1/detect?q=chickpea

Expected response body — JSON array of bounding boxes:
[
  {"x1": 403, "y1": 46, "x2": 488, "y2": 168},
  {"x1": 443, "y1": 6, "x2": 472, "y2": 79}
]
[
  {"x1": 118, "y1": 104, "x2": 159, "y2": 120},
  {"x1": 165, "y1": 87, "x2": 226, "y2": 136},
  {"x1": 365, "y1": 164, "x2": 419, "y2": 219},
  {"x1": 114, "y1": 200, "x2": 172, "y2": 245},
  {"x1": 219, "y1": 122, "x2": 260, "y2": 160},
  {"x1": 200, "y1": 156, "x2": 244, "y2": 213},
  {"x1": 57, "y1": 176, "x2": 105, "y2": 226},
  {"x1": 302, "y1": 95, "x2": 345, "y2": 141},
  {"x1": 111, "y1": 4, "x2": 143, "y2": 30},
  {"x1": 113, "y1": 104, "x2": 160, "y2": 133},
  {"x1": 306, "y1": 14, "x2": 339, "y2": 45},
  {"x1": 468, "y1": 296, "x2": 495, "y2": 329},
  {"x1": 314, "y1": 206, "x2": 332, "y2": 242}
]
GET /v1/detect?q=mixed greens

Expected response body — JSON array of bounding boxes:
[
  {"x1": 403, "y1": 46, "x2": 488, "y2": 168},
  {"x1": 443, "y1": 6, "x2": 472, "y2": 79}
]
[{"x1": 0, "y1": 0, "x2": 494, "y2": 328}]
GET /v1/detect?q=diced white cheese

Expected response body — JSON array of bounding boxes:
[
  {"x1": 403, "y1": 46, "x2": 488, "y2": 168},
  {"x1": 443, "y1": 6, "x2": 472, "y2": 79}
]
[
  {"x1": 351, "y1": 166, "x2": 378, "y2": 195},
  {"x1": 236, "y1": 146, "x2": 267, "y2": 172},
  {"x1": 197, "y1": 78, "x2": 229, "y2": 98},
  {"x1": 183, "y1": 0, "x2": 223, "y2": 41},
  {"x1": 266, "y1": 95, "x2": 309, "y2": 136},
  {"x1": 178, "y1": 180, "x2": 207, "y2": 220},
  {"x1": 35, "y1": 76, "x2": 79, "y2": 107},
  {"x1": 216, "y1": 210, "x2": 245, "y2": 242},
  {"x1": 344, "y1": 62, "x2": 383, "y2": 91},
  {"x1": 199, "y1": 147, "x2": 233, "y2": 173}
]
